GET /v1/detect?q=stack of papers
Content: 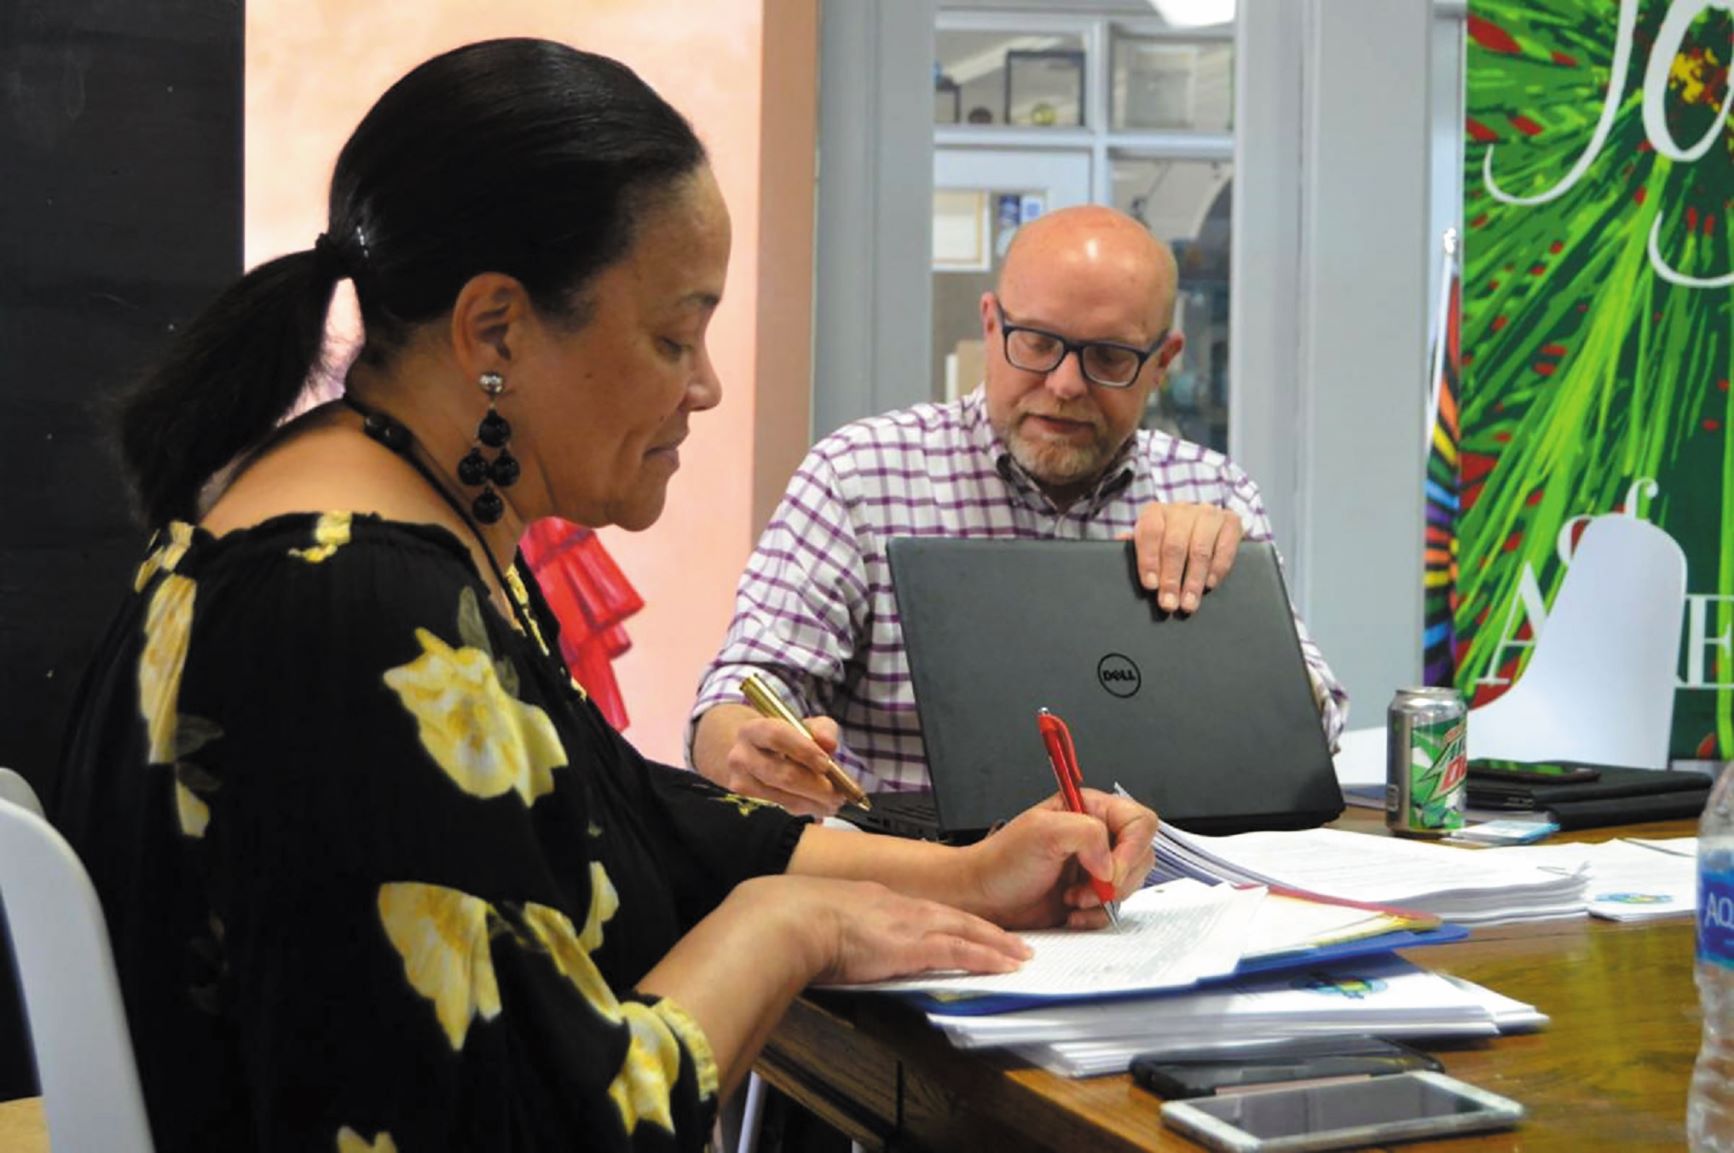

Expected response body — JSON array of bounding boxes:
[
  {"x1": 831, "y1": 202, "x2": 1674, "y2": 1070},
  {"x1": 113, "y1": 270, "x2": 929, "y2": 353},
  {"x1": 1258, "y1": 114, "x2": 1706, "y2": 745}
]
[
  {"x1": 1484, "y1": 836, "x2": 1695, "y2": 921},
  {"x1": 1154, "y1": 824, "x2": 1588, "y2": 924},
  {"x1": 848, "y1": 878, "x2": 1540, "y2": 1079},
  {"x1": 932, "y1": 955, "x2": 1545, "y2": 1078}
]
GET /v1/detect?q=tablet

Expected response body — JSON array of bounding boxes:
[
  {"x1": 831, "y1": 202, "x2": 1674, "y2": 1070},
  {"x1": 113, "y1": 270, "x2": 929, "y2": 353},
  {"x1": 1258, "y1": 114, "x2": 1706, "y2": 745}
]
[{"x1": 1158, "y1": 1070, "x2": 1522, "y2": 1152}]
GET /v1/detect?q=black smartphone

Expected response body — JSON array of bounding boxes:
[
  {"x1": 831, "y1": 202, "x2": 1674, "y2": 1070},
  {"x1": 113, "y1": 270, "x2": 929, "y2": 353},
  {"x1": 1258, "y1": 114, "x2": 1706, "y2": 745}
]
[
  {"x1": 1467, "y1": 757, "x2": 1601, "y2": 784},
  {"x1": 1132, "y1": 1036, "x2": 1443, "y2": 1099}
]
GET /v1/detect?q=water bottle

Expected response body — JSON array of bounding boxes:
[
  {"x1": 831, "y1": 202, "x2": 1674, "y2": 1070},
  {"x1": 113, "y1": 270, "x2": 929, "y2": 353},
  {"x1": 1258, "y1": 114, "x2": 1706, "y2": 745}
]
[{"x1": 1692, "y1": 765, "x2": 1734, "y2": 1150}]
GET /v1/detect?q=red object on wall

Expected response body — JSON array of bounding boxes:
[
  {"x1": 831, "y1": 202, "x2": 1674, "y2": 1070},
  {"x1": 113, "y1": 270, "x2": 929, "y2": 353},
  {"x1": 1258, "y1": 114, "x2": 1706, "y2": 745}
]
[{"x1": 519, "y1": 518, "x2": 645, "y2": 731}]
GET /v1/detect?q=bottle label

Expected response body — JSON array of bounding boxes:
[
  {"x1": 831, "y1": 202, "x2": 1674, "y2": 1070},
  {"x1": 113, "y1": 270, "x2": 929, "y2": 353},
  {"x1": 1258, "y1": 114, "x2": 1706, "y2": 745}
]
[{"x1": 1700, "y1": 867, "x2": 1734, "y2": 969}]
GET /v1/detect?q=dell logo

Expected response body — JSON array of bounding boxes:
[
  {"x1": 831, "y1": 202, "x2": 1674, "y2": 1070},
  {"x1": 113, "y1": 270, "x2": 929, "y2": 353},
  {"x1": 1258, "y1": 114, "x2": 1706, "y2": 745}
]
[{"x1": 1097, "y1": 653, "x2": 1141, "y2": 698}]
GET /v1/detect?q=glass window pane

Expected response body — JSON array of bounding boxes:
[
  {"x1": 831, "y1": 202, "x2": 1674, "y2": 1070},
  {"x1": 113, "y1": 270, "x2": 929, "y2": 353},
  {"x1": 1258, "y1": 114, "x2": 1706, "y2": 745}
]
[
  {"x1": 935, "y1": 30, "x2": 1088, "y2": 128},
  {"x1": 1111, "y1": 35, "x2": 1233, "y2": 132},
  {"x1": 1111, "y1": 157, "x2": 1233, "y2": 451}
]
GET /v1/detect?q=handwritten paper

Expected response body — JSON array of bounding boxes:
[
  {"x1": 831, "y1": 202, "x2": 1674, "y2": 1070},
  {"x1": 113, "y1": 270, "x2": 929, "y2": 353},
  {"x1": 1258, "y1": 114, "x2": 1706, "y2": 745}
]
[{"x1": 855, "y1": 880, "x2": 1264, "y2": 998}]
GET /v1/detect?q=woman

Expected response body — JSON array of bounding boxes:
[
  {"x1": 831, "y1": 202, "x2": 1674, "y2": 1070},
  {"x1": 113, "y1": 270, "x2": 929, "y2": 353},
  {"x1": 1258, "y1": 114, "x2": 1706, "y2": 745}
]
[{"x1": 54, "y1": 39, "x2": 1156, "y2": 1153}]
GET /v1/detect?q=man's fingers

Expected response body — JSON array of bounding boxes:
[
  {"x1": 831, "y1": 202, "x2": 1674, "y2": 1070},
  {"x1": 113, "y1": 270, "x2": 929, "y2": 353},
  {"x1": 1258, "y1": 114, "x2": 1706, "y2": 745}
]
[
  {"x1": 728, "y1": 719, "x2": 845, "y2": 813},
  {"x1": 1158, "y1": 519, "x2": 1190, "y2": 611},
  {"x1": 1134, "y1": 503, "x2": 1246, "y2": 609},
  {"x1": 756, "y1": 758, "x2": 843, "y2": 809},
  {"x1": 805, "y1": 715, "x2": 843, "y2": 755},
  {"x1": 1206, "y1": 514, "x2": 1243, "y2": 591},
  {"x1": 1179, "y1": 515, "x2": 1219, "y2": 612},
  {"x1": 725, "y1": 771, "x2": 835, "y2": 816},
  {"x1": 1135, "y1": 506, "x2": 1166, "y2": 591}
]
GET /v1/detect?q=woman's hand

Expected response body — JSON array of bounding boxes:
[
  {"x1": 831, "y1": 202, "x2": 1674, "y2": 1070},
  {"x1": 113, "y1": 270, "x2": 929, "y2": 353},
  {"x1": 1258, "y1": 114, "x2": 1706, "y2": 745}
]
[
  {"x1": 960, "y1": 789, "x2": 1158, "y2": 930},
  {"x1": 768, "y1": 875, "x2": 1033, "y2": 986},
  {"x1": 637, "y1": 874, "x2": 1027, "y2": 1097}
]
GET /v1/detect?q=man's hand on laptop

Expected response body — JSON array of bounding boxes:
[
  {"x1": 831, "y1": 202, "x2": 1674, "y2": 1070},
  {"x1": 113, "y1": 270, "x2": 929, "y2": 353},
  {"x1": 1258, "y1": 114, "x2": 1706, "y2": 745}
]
[
  {"x1": 711, "y1": 707, "x2": 848, "y2": 817},
  {"x1": 1131, "y1": 501, "x2": 1244, "y2": 614}
]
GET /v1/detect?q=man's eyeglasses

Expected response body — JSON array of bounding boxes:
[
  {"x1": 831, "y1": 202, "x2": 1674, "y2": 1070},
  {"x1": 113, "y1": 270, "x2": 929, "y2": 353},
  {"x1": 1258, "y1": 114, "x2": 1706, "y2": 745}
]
[{"x1": 992, "y1": 297, "x2": 1168, "y2": 389}]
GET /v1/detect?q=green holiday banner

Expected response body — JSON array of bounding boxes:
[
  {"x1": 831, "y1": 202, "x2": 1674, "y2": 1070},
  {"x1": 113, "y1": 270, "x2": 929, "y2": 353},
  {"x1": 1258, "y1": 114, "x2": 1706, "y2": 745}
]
[{"x1": 1459, "y1": 0, "x2": 1732, "y2": 759}]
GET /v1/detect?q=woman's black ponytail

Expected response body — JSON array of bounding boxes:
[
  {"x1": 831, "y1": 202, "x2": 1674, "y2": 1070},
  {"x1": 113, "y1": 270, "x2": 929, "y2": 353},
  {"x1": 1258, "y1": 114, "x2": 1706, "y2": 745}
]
[{"x1": 116, "y1": 250, "x2": 341, "y2": 527}]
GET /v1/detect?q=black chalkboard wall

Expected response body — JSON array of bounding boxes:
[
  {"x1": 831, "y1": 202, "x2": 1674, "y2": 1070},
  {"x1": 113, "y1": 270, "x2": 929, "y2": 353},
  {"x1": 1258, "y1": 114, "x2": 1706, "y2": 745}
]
[{"x1": 0, "y1": 0, "x2": 243, "y2": 1100}]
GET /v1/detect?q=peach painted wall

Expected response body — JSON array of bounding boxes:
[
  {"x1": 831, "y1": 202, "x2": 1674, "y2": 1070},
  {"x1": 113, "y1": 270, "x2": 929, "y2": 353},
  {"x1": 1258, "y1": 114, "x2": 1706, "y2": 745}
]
[{"x1": 246, "y1": 1, "x2": 815, "y2": 764}]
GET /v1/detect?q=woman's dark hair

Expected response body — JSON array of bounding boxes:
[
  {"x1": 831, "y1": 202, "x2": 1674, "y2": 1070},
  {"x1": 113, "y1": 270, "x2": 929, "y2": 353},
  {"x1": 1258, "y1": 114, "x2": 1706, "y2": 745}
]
[{"x1": 117, "y1": 38, "x2": 707, "y2": 528}]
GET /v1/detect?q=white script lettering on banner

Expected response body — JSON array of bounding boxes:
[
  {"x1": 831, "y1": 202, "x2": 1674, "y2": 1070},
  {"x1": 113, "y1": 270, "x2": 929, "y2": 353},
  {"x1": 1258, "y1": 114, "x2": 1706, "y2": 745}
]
[{"x1": 1481, "y1": 0, "x2": 1734, "y2": 288}]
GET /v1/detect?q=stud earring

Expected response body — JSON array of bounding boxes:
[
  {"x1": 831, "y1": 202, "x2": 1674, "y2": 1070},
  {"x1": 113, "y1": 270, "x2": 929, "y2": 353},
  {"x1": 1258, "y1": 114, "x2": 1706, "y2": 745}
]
[{"x1": 457, "y1": 371, "x2": 518, "y2": 525}]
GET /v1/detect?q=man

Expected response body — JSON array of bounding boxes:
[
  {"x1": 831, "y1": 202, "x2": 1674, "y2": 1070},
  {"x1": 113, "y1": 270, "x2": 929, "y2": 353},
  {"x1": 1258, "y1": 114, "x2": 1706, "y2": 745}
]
[{"x1": 690, "y1": 206, "x2": 1347, "y2": 815}]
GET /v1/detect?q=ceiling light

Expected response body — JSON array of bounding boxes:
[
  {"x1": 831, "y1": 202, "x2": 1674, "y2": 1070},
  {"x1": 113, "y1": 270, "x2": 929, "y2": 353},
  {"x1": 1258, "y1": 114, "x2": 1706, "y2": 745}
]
[{"x1": 1149, "y1": 0, "x2": 1236, "y2": 28}]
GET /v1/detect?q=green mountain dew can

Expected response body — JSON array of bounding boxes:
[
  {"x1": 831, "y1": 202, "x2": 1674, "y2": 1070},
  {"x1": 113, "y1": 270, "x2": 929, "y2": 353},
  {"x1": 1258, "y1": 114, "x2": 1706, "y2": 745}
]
[{"x1": 1386, "y1": 687, "x2": 1468, "y2": 836}]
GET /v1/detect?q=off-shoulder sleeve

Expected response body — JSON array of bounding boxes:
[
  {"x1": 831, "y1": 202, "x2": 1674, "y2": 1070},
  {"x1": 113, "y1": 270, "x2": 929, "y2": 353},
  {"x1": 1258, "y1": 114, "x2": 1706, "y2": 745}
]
[{"x1": 165, "y1": 524, "x2": 720, "y2": 1152}]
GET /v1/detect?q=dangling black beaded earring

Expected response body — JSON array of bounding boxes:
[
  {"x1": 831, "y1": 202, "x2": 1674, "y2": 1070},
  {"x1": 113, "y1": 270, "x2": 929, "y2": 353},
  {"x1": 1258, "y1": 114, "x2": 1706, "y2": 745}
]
[{"x1": 457, "y1": 371, "x2": 518, "y2": 525}]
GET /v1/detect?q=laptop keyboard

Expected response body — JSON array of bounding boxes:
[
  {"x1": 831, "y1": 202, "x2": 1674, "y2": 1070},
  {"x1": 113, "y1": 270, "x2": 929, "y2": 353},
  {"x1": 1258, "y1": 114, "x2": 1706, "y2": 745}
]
[{"x1": 869, "y1": 791, "x2": 937, "y2": 823}]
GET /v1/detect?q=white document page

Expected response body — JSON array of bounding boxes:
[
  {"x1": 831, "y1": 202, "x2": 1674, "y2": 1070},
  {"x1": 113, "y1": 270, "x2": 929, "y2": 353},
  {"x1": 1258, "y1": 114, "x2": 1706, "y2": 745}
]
[
  {"x1": 856, "y1": 880, "x2": 1263, "y2": 998},
  {"x1": 1158, "y1": 825, "x2": 1586, "y2": 922}
]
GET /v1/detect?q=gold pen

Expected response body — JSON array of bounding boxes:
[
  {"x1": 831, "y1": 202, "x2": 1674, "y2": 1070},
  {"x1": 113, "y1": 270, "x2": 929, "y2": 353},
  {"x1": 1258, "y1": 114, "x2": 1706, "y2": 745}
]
[{"x1": 739, "y1": 673, "x2": 872, "y2": 810}]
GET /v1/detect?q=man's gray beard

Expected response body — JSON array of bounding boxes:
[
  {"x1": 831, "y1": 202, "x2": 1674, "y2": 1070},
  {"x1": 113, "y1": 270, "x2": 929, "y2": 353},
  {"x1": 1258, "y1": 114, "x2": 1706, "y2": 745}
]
[{"x1": 1007, "y1": 427, "x2": 1110, "y2": 490}]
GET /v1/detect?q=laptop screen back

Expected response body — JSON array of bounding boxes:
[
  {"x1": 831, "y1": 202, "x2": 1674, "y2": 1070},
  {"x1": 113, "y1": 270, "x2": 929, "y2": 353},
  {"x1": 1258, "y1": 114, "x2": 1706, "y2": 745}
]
[{"x1": 887, "y1": 538, "x2": 1343, "y2": 836}]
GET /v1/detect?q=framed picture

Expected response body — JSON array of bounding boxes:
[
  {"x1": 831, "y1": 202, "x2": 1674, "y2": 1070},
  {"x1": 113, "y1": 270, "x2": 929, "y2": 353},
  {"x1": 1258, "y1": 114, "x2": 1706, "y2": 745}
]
[
  {"x1": 1004, "y1": 49, "x2": 1084, "y2": 128},
  {"x1": 932, "y1": 189, "x2": 991, "y2": 272},
  {"x1": 934, "y1": 76, "x2": 961, "y2": 125},
  {"x1": 1115, "y1": 38, "x2": 1210, "y2": 130}
]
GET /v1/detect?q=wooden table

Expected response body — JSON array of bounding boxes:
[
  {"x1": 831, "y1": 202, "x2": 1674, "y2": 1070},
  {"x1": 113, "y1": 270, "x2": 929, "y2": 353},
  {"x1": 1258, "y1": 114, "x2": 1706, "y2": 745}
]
[
  {"x1": 759, "y1": 818, "x2": 1702, "y2": 1152},
  {"x1": 0, "y1": 1096, "x2": 47, "y2": 1153}
]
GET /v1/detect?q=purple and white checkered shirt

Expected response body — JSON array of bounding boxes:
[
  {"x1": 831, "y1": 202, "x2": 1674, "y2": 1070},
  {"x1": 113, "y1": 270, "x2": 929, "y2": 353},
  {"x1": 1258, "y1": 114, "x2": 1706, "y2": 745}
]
[{"x1": 691, "y1": 388, "x2": 1349, "y2": 792}]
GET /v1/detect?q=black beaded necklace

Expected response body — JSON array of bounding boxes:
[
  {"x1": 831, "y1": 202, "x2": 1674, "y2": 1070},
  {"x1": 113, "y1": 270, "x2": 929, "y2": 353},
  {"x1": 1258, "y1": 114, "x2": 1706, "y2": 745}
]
[{"x1": 341, "y1": 394, "x2": 543, "y2": 645}]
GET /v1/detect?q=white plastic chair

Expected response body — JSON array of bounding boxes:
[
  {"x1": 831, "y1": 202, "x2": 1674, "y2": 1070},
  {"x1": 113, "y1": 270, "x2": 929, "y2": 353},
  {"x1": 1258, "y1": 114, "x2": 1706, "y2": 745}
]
[
  {"x1": 1466, "y1": 514, "x2": 1686, "y2": 769},
  {"x1": 0, "y1": 779, "x2": 155, "y2": 1152},
  {"x1": 1332, "y1": 515, "x2": 1688, "y2": 788},
  {"x1": 0, "y1": 768, "x2": 42, "y2": 817}
]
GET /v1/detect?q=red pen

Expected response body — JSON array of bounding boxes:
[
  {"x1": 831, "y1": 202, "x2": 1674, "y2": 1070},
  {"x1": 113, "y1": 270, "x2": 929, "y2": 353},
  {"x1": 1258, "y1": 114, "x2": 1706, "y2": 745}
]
[{"x1": 1036, "y1": 707, "x2": 1122, "y2": 929}]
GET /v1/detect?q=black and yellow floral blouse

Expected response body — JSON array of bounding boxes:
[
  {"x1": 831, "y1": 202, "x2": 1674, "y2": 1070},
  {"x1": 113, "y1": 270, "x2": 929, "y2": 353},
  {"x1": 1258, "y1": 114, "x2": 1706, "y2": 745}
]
[{"x1": 52, "y1": 512, "x2": 809, "y2": 1153}]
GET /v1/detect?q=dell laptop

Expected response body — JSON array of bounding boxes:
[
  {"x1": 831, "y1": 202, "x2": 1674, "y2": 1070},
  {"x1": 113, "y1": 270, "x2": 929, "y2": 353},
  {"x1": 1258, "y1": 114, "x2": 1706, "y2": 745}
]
[{"x1": 858, "y1": 537, "x2": 1344, "y2": 840}]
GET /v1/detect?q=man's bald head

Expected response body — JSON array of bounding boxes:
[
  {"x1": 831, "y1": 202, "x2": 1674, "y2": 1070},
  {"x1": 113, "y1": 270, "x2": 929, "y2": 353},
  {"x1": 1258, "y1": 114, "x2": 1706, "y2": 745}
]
[
  {"x1": 998, "y1": 206, "x2": 1180, "y2": 334},
  {"x1": 978, "y1": 204, "x2": 1186, "y2": 507}
]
